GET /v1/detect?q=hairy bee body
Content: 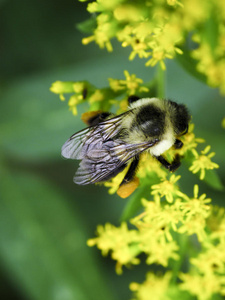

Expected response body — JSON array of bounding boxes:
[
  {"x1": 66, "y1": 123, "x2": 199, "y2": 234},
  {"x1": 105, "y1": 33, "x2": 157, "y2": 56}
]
[{"x1": 62, "y1": 97, "x2": 190, "y2": 187}]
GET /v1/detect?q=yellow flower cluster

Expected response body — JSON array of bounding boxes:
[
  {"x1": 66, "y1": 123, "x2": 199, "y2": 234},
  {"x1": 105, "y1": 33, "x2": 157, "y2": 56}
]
[
  {"x1": 109, "y1": 70, "x2": 149, "y2": 95},
  {"x1": 50, "y1": 81, "x2": 89, "y2": 115},
  {"x1": 130, "y1": 272, "x2": 172, "y2": 300},
  {"x1": 180, "y1": 207, "x2": 225, "y2": 300},
  {"x1": 79, "y1": 0, "x2": 225, "y2": 93},
  {"x1": 88, "y1": 184, "x2": 225, "y2": 299},
  {"x1": 50, "y1": 71, "x2": 149, "y2": 115}
]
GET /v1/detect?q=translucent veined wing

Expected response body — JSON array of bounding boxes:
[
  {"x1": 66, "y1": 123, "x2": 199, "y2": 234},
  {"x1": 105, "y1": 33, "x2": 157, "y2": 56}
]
[
  {"x1": 74, "y1": 139, "x2": 158, "y2": 185},
  {"x1": 61, "y1": 113, "x2": 128, "y2": 160},
  {"x1": 61, "y1": 111, "x2": 158, "y2": 185}
]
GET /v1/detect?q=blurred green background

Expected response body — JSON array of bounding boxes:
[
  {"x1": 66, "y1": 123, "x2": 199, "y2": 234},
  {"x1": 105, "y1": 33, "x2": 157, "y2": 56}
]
[{"x1": 0, "y1": 0, "x2": 224, "y2": 300}]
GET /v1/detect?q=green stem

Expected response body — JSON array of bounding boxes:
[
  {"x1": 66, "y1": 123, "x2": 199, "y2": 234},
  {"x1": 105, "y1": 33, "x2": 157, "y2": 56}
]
[
  {"x1": 156, "y1": 64, "x2": 166, "y2": 99},
  {"x1": 170, "y1": 233, "x2": 189, "y2": 284}
]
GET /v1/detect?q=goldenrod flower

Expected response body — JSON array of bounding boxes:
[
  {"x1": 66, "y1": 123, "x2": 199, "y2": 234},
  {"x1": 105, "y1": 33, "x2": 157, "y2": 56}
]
[
  {"x1": 151, "y1": 174, "x2": 187, "y2": 204},
  {"x1": 207, "y1": 206, "x2": 225, "y2": 242},
  {"x1": 178, "y1": 185, "x2": 211, "y2": 241},
  {"x1": 50, "y1": 81, "x2": 75, "y2": 101},
  {"x1": 137, "y1": 153, "x2": 168, "y2": 180},
  {"x1": 189, "y1": 146, "x2": 219, "y2": 180},
  {"x1": 130, "y1": 272, "x2": 172, "y2": 300},
  {"x1": 191, "y1": 241, "x2": 225, "y2": 276},
  {"x1": 109, "y1": 70, "x2": 149, "y2": 95},
  {"x1": 87, "y1": 222, "x2": 140, "y2": 274},
  {"x1": 180, "y1": 272, "x2": 224, "y2": 300}
]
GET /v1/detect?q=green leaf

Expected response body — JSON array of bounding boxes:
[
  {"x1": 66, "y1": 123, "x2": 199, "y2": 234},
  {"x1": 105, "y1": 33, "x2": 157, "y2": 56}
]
[
  {"x1": 176, "y1": 46, "x2": 208, "y2": 85},
  {"x1": 120, "y1": 176, "x2": 159, "y2": 221},
  {"x1": 203, "y1": 169, "x2": 224, "y2": 191},
  {"x1": 0, "y1": 77, "x2": 87, "y2": 161},
  {"x1": 201, "y1": 14, "x2": 219, "y2": 54},
  {"x1": 0, "y1": 165, "x2": 114, "y2": 300},
  {"x1": 76, "y1": 17, "x2": 97, "y2": 34}
]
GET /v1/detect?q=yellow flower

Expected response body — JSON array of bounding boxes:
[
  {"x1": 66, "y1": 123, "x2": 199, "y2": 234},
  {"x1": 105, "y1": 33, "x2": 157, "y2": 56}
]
[
  {"x1": 109, "y1": 70, "x2": 149, "y2": 95},
  {"x1": 179, "y1": 272, "x2": 224, "y2": 300},
  {"x1": 87, "y1": 222, "x2": 140, "y2": 274},
  {"x1": 68, "y1": 94, "x2": 83, "y2": 115},
  {"x1": 88, "y1": 89, "x2": 104, "y2": 103},
  {"x1": 130, "y1": 272, "x2": 172, "y2": 300},
  {"x1": 178, "y1": 185, "x2": 211, "y2": 241},
  {"x1": 133, "y1": 198, "x2": 183, "y2": 240},
  {"x1": 137, "y1": 153, "x2": 168, "y2": 180},
  {"x1": 50, "y1": 81, "x2": 75, "y2": 101},
  {"x1": 131, "y1": 200, "x2": 180, "y2": 266},
  {"x1": 114, "y1": 4, "x2": 145, "y2": 22},
  {"x1": 207, "y1": 206, "x2": 225, "y2": 242},
  {"x1": 104, "y1": 167, "x2": 128, "y2": 194},
  {"x1": 189, "y1": 146, "x2": 219, "y2": 180},
  {"x1": 191, "y1": 241, "x2": 225, "y2": 276},
  {"x1": 145, "y1": 237, "x2": 179, "y2": 266},
  {"x1": 151, "y1": 174, "x2": 187, "y2": 204}
]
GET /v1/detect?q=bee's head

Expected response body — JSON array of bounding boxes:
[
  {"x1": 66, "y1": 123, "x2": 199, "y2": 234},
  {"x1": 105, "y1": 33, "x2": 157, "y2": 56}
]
[{"x1": 168, "y1": 100, "x2": 191, "y2": 135}]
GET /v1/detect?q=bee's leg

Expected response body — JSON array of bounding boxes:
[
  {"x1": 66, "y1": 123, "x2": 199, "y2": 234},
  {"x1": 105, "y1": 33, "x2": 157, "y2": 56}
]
[
  {"x1": 127, "y1": 95, "x2": 140, "y2": 105},
  {"x1": 81, "y1": 111, "x2": 113, "y2": 126},
  {"x1": 117, "y1": 156, "x2": 140, "y2": 198},
  {"x1": 174, "y1": 139, "x2": 183, "y2": 149},
  {"x1": 120, "y1": 155, "x2": 140, "y2": 186},
  {"x1": 154, "y1": 155, "x2": 181, "y2": 172}
]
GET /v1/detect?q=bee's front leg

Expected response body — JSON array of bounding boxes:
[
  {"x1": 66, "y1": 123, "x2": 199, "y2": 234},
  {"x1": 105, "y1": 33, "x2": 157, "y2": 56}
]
[
  {"x1": 154, "y1": 155, "x2": 181, "y2": 172},
  {"x1": 174, "y1": 139, "x2": 183, "y2": 149}
]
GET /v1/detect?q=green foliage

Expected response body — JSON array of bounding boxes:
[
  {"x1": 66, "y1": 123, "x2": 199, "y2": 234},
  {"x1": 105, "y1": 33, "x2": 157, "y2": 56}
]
[{"x1": 1, "y1": 0, "x2": 225, "y2": 300}]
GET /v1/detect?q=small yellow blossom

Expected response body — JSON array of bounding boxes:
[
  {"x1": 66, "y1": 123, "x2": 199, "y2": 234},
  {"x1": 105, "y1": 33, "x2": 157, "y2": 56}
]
[
  {"x1": 151, "y1": 174, "x2": 187, "y2": 204},
  {"x1": 191, "y1": 241, "x2": 225, "y2": 276},
  {"x1": 109, "y1": 70, "x2": 149, "y2": 95},
  {"x1": 189, "y1": 146, "x2": 219, "y2": 180},
  {"x1": 104, "y1": 167, "x2": 128, "y2": 194},
  {"x1": 68, "y1": 94, "x2": 83, "y2": 115},
  {"x1": 137, "y1": 153, "x2": 168, "y2": 180},
  {"x1": 133, "y1": 198, "x2": 183, "y2": 237},
  {"x1": 88, "y1": 89, "x2": 105, "y2": 103},
  {"x1": 207, "y1": 206, "x2": 225, "y2": 242},
  {"x1": 145, "y1": 237, "x2": 179, "y2": 266},
  {"x1": 87, "y1": 222, "x2": 140, "y2": 273},
  {"x1": 179, "y1": 272, "x2": 224, "y2": 300},
  {"x1": 73, "y1": 82, "x2": 85, "y2": 93},
  {"x1": 178, "y1": 185, "x2": 211, "y2": 241},
  {"x1": 50, "y1": 81, "x2": 75, "y2": 101},
  {"x1": 130, "y1": 272, "x2": 172, "y2": 300},
  {"x1": 114, "y1": 4, "x2": 145, "y2": 22}
]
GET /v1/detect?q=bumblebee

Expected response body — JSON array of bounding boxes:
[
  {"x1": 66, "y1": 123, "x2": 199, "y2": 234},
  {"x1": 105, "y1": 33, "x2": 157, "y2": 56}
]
[{"x1": 61, "y1": 96, "x2": 190, "y2": 196}]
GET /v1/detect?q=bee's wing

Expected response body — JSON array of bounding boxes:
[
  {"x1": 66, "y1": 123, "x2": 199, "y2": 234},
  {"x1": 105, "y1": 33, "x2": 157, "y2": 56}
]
[
  {"x1": 61, "y1": 112, "x2": 158, "y2": 185},
  {"x1": 74, "y1": 139, "x2": 156, "y2": 185},
  {"x1": 61, "y1": 114, "x2": 126, "y2": 160},
  {"x1": 61, "y1": 127, "x2": 91, "y2": 160}
]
